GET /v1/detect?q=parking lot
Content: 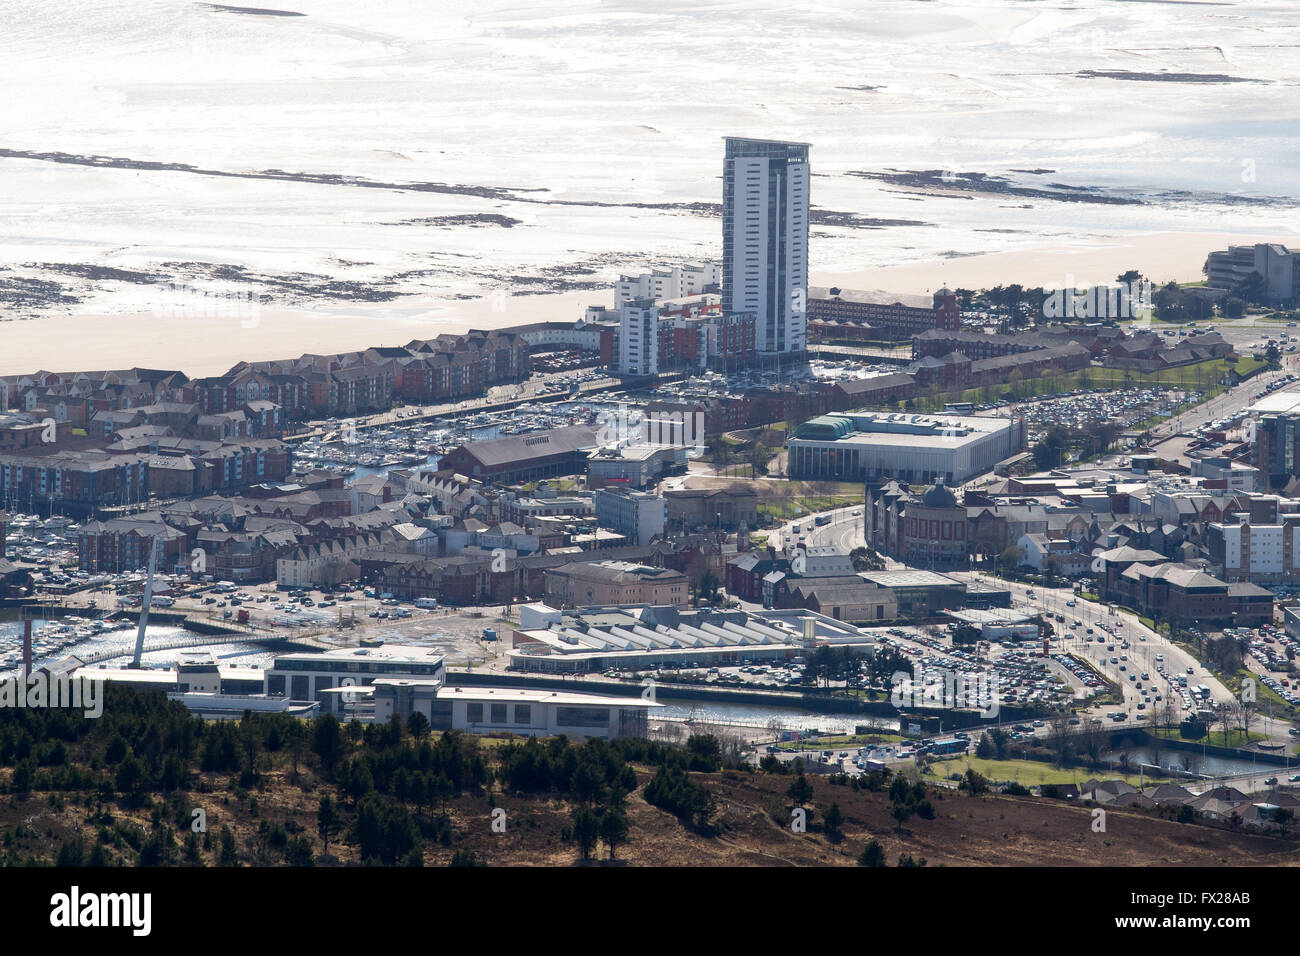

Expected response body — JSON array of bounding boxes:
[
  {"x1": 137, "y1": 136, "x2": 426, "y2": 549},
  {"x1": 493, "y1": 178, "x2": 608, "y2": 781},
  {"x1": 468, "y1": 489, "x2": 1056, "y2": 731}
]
[
  {"x1": 50, "y1": 578, "x2": 510, "y2": 667},
  {"x1": 1002, "y1": 386, "x2": 1195, "y2": 443}
]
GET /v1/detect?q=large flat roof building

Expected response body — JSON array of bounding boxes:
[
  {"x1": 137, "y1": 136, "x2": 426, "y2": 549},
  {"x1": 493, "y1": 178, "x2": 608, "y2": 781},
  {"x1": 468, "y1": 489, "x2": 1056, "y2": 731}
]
[
  {"x1": 787, "y1": 412, "x2": 1024, "y2": 485},
  {"x1": 508, "y1": 602, "x2": 876, "y2": 673},
  {"x1": 266, "y1": 645, "x2": 447, "y2": 713}
]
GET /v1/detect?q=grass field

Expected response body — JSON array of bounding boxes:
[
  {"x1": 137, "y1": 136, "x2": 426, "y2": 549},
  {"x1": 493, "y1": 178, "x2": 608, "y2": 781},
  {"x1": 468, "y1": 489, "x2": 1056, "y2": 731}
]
[
  {"x1": 926, "y1": 755, "x2": 1178, "y2": 788},
  {"x1": 750, "y1": 478, "x2": 865, "y2": 523}
]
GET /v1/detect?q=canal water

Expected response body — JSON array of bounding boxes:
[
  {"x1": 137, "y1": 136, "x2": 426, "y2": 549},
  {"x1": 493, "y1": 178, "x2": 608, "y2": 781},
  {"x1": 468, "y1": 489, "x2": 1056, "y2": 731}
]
[{"x1": 0, "y1": 618, "x2": 274, "y2": 676}]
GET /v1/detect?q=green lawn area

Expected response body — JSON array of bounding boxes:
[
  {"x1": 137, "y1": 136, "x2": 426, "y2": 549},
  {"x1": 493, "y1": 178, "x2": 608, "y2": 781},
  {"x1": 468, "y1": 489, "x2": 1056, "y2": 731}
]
[
  {"x1": 714, "y1": 463, "x2": 762, "y2": 478},
  {"x1": 758, "y1": 494, "x2": 861, "y2": 522},
  {"x1": 751, "y1": 478, "x2": 865, "y2": 523},
  {"x1": 926, "y1": 755, "x2": 1177, "y2": 788}
]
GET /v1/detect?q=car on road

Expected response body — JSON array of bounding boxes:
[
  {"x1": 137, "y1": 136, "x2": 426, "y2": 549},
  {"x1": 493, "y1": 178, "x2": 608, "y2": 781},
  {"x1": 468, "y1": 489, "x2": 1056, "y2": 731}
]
[{"x1": 1265, "y1": 777, "x2": 1279, "y2": 786}]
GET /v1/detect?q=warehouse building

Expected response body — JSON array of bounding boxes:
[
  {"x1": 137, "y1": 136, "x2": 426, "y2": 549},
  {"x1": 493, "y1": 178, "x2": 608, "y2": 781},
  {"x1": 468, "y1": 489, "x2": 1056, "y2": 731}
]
[
  {"x1": 857, "y1": 569, "x2": 967, "y2": 617},
  {"x1": 507, "y1": 602, "x2": 876, "y2": 673},
  {"x1": 787, "y1": 412, "x2": 1024, "y2": 485},
  {"x1": 438, "y1": 425, "x2": 600, "y2": 485}
]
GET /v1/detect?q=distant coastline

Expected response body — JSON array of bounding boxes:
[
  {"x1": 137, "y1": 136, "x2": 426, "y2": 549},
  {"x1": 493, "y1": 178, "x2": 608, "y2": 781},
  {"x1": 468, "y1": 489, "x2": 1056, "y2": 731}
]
[{"x1": 1, "y1": 230, "x2": 1266, "y2": 377}]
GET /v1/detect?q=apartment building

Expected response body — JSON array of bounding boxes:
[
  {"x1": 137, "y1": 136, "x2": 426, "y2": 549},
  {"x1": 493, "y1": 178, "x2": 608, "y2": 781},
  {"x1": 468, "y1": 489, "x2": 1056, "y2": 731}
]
[
  {"x1": 722, "y1": 137, "x2": 810, "y2": 355},
  {"x1": 593, "y1": 487, "x2": 666, "y2": 546},
  {"x1": 544, "y1": 560, "x2": 689, "y2": 609},
  {"x1": 809, "y1": 287, "x2": 959, "y2": 341}
]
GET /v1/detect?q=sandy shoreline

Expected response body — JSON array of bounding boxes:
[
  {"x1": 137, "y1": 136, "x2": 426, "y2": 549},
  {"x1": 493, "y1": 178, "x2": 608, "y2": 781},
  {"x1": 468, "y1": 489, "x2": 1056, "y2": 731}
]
[{"x1": 0, "y1": 231, "x2": 1279, "y2": 377}]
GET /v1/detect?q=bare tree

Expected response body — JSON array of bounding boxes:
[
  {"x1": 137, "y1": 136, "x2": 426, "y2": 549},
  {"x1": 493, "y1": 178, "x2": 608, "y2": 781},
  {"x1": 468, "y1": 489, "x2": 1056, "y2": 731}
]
[
  {"x1": 1157, "y1": 695, "x2": 1179, "y2": 731},
  {"x1": 766, "y1": 716, "x2": 786, "y2": 745},
  {"x1": 1217, "y1": 701, "x2": 1237, "y2": 746},
  {"x1": 1047, "y1": 713, "x2": 1074, "y2": 766},
  {"x1": 1240, "y1": 701, "x2": 1257, "y2": 744}
]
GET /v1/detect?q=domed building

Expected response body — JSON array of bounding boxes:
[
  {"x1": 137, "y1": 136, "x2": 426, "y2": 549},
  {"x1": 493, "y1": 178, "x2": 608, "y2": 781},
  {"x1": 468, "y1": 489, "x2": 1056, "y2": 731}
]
[
  {"x1": 922, "y1": 481, "x2": 958, "y2": 511},
  {"x1": 892, "y1": 479, "x2": 969, "y2": 568}
]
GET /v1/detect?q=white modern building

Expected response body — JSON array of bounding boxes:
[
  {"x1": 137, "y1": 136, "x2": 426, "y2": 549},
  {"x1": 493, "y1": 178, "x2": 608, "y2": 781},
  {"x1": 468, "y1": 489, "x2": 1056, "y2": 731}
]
[
  {"x1": 787, "y1": 412, "x2": 1025, "y2": 484},
  {"x1": 1205, "y1": 242, "x2": 1299, "y2": 306},
  {"x1": 618, "y1": 297, "x2": 659, "y2": 376},
  {"x1": 1208, "y1": 519, "x2": 1296, "y2": 581},
  {"x1": 265, "y1": 645, "x2": 447, "y2": 713},
  {"x1": 615, "y1": 264, "x2": 720, "y2": 304},
  {"x1": 593, "y1": 487, "x2": 666, "y2": 545},
  {"x1": 722, "y1": 137, "x2": 810, "y2": 355},
  {"x1": 368, "y1": 682, "x2": 661, "y2": 739},
  {"x1": 586, "y1": 443, "x2": 686, "y2": 489},
  {"x1": 73, "y1": 643, "x2": 657, "y2": 735}
]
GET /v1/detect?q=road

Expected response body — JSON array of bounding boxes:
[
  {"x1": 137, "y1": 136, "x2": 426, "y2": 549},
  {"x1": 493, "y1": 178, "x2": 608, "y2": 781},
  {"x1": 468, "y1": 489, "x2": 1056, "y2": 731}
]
[
  {"x1": 953, "y1": 571, "x2": 1233, "y2": 715},
  {"x1": 770, "y1": 505, "x2": 868, "y2": 553},
  {"x1": 1148, "y1": 365, "x2": 1292, "y2": 440},
  {"x1": 952, "y1": 571, "x2": 1300, "y2": 753}
]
